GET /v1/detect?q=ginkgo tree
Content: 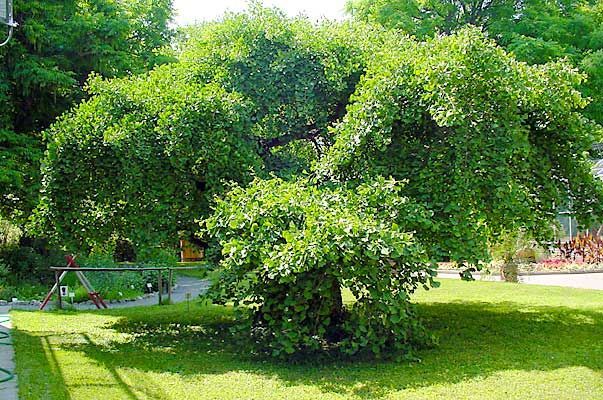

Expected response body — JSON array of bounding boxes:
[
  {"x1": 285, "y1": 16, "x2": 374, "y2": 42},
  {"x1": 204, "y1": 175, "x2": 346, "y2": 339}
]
[
  {"x1": 204, "y1": 27, "x2": 603, "y2": 356},
  {"x1": 37, "y1": 9, "x2": 603, "y2": 357}
]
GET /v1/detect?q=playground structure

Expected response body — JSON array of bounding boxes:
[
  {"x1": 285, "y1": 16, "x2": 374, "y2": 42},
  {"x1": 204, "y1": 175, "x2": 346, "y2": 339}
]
[
  {"x1": 40, "y1": 255, "x2": 204, "y2": 310},
  {"x1": 40, "y1": 255, "x2": 107, "y2": 310}
]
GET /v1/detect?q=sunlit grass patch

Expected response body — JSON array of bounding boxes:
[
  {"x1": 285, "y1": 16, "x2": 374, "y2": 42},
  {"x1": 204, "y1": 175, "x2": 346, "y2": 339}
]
[{"x1": 12, "y1": 280, "x2": 603, "y2": 400}]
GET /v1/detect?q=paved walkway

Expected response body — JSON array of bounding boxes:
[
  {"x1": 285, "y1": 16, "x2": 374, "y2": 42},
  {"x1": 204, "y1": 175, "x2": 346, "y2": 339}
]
[
  {"x1": 437, "y1": 270, "x2": 603, "y2": 290},
  {"x1": 68, "y1": 275, "x2": 211, "y2": 311},
  {"x1": 0, "y1": 307, "x2": 17, "y2": 400}
]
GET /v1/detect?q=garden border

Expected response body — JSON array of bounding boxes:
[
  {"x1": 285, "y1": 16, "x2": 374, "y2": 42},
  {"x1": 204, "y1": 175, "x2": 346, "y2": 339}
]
[{"x1": 438, "y1": 268, "x2": 603, "y2": 276}]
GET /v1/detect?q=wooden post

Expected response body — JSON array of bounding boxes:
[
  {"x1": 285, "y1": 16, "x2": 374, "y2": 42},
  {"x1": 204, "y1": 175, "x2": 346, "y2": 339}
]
[
  {"x1": 158, "y1": 270, "x2": 163, "y2": 305},
  {"x1": 167, "y1": 268, "x2": 173, "y2": 304},
  {"x1": 55, "y1": 270, "x2": 62, "y2": 310}
]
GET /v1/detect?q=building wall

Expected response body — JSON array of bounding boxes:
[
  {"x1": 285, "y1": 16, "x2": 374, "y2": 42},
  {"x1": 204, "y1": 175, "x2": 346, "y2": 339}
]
[{"x1": 180, "y1": 240, "x2": 203, "y2": 261}]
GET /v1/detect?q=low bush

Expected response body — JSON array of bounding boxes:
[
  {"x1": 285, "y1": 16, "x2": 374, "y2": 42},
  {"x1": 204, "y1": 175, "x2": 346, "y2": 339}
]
[
  {"x1": 204, "y1": 177, "x2": 438, "y2": 358},
  {"x1": 0, "y1": 240, "x2": 65, "y2": 284},
  {"x1": 0, "y1": 283, "x2": 49, "y2": 302}
]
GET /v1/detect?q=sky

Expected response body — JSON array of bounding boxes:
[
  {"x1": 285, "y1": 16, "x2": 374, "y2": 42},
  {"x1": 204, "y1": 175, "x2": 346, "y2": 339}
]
[{"x1": 172, "y1": 0, "x2": 348, "y2": 26}]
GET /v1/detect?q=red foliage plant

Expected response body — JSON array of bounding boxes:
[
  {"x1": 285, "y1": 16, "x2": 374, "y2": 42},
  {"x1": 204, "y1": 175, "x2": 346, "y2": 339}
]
[{"x1": 557, "y1": 233, "x2": 603, "y2": 264}]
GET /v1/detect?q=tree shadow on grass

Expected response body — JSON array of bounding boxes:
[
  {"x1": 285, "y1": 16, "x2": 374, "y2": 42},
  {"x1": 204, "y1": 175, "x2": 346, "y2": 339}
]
[
  {"x1": 49, "y1": 301, "x2": 603, "y2": 399},
  {"x1": 11, "y1": 329, "x2": 72, "y2": 399}
]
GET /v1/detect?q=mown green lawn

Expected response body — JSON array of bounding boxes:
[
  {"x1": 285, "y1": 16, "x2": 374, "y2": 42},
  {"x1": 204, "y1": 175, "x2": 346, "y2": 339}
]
[{"x1": 11, "y1": 280, "x2": 603, "y2": 399}]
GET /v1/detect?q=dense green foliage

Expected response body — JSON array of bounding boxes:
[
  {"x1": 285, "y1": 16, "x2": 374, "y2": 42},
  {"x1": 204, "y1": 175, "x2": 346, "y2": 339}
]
[
  {"x1": 37, "y1": 9, "x2": 374, "y2": 249},
  {"x1": 0, "y1": 222, "x2": 64, "y2": 300},
  {"x1": 12, "y1": 280, "x2": 603, "y2": 399},
  {"x1": 178, "y1": 9, "x2": 375, "y2": 174},
  {"x1": 0, "y1": 0, "x2": 174, "y2": 220},
  {"x1": 319, "y1": 28, "x2": 603, "y2": 264},
  {"x1": 346, "y1": 0, "x2": 603, "y2": 124},
  {"x1": 37, "y1": 70, "x2": 260, "y2": 249},
  {"x1": 36, "y1": 8, "x2": 603, "y2": 357},
  {"x1": 204, "y1": 177, "x2": 436, "y2": 356}
]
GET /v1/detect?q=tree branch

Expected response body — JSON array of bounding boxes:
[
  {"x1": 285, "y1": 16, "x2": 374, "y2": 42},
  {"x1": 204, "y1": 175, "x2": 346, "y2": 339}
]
[{"x1": 258, "y1": 127, "x2": 322, "y2": 154}]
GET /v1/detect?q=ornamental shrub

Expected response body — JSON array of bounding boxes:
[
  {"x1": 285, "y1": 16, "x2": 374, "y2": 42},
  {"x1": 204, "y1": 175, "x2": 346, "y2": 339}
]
[{"x1": 203, "y1": 177, "x2": 438, "y2": 357}]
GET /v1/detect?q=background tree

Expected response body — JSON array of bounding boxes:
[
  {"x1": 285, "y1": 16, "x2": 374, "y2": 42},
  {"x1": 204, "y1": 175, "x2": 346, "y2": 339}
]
[
  {"x1": 346, "y1": 0, "x2": 603, "y2": 124},
  {"x1": 0, "y1": 0, "x2": 174, "y2": 220},
  {"x1": 346, "y1": 0, "x2": 516, "y2": 37}
]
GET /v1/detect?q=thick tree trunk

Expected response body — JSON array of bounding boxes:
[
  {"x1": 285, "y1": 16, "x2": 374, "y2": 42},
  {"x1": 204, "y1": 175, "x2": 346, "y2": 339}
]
[
  {"x1": 330, "y1": 278, "x2": 343, "y2": 320},
  {"x1": 326, "y1": 278, "x2": 345, "y2": 342}
]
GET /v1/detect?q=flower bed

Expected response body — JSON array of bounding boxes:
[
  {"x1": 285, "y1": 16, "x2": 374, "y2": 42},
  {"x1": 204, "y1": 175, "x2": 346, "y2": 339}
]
[
  {"x1": 516, "y1": 260, "x2": 603, "y2": 273},
  {"x1": 438, "y1": 260, "x2": 603, "y2": 274}
]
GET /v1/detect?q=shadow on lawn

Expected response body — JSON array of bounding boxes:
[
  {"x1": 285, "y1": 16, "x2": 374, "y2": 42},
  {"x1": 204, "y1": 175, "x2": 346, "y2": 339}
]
[
  {"x1": 46, "y1": 301, "x2": 603, "y2": 399},
  {"x1": 12, "y1": 329, "x2": 72, "y2": 399}
]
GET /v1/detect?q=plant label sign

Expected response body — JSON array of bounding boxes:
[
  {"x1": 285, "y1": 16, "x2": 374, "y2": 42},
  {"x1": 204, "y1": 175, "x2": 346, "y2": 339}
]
[{"x1": 60, "y1": 286, "x2": 69, "y2": 297}]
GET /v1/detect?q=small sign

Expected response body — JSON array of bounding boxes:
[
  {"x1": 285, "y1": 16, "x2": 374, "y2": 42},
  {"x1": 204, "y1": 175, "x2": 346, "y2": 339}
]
[
  {"x1": 60, "y1": 286, "x2": 69, "y2": 297},
  {"x1": 68, "y1": 292, "x2": 75, "y2": 298},
  {"x1": 146, "y1": 283, "x2": 153, "y2": 289},
  {"x1": 185, "y1": 292, "x2": 192, "y2": 311}
]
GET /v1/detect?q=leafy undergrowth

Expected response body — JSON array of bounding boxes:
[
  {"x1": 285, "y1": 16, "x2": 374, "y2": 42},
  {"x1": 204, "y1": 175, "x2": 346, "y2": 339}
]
[{"x1": 12, "y1": 280, "x2": 603, "y2": 400}]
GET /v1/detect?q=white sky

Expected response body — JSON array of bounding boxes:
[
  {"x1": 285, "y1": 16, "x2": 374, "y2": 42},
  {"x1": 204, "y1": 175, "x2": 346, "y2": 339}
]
[{"x1": 173, "y1": 0, "x2": 348, "y2": 26}]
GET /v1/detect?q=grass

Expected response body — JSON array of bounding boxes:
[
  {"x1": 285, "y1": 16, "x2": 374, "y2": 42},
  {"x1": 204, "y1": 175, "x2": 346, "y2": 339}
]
[
  {"x1": 175, "y1": 262, "x2": 222, "y2": 283},
  {"x1": 11, "y1": 280, "x2": 603, "y2": 399}
]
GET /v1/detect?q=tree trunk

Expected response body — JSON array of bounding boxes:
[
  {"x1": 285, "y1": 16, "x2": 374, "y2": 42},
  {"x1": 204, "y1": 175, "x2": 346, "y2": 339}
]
[
  {"x1": 330, "y1": 278, "x2": 343, "y2": 321},
  {"x1": 326, "y1": 278, "x2": 345, "y2": 342}
]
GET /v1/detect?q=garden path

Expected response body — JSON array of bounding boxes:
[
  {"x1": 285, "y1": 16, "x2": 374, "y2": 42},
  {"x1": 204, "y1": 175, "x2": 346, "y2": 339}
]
[
  {"x1": 437, "y1": 270, "x2": 603, "y2": 290},
  {"x1": 0, "y1": 307, "x2": 17, "y2": 400}
]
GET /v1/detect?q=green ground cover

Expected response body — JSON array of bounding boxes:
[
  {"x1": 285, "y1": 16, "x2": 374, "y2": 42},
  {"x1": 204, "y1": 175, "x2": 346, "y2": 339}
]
[
  {"x1": 11, "y1": 280, "x2": 603, "y2": 399},
  {"x1": 175, "y1": 262, "x2": 221, "y2": 282}
]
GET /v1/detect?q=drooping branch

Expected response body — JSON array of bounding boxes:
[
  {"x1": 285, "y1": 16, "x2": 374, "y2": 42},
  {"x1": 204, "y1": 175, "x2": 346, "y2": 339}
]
[
  {"x1": 256, "y1": 100, "x2": 349, "y2": 156},
  {"x1": 257, "y1": 127, "x2": 323, "y2": 155}
]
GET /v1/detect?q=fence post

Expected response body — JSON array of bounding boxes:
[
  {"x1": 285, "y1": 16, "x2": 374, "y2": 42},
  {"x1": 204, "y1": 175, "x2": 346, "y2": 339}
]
[
  {"x1": 158, "y1": 270, "x2": 163, "y2": 305},
  {"x1": 55, "y1": 270, "x2": 62, "y2": 310},
  {"x1": 167, "y1": 268, "x2": 173, "y2": 304}
]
